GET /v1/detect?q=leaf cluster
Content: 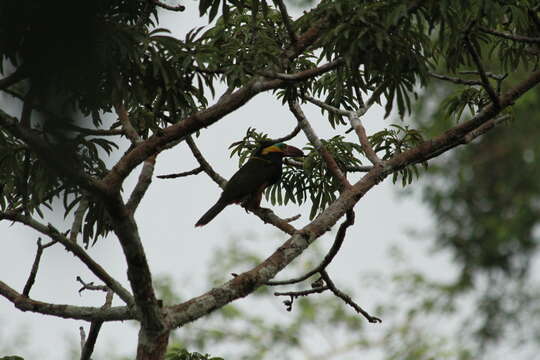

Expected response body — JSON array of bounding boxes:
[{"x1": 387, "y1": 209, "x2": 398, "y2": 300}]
[{"x1": 229, "y1": 128, "x2": 364, "y2": 219}]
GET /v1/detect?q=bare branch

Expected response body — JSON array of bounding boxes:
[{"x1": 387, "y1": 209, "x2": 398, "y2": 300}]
[
  {"x1": 479, "y1": 26, "x2": 540, "y2": 44},
  {"x1": 152, "y1": 0, "x2": 185, "y2": 11},
  {"x1": 464, "y1": 36, "x2": 501, "y2": 107},
  {"x1": 289, "y1": 101, "x2": 352, "y2": 189},
  {"x1": 273, "y1": 0, "x2": 297, "y2": 45},
  {"x1": 259, "y1": 59, "x2": 343, "y2": 81},
  {"x1": 274, "y1": 286, "x2": 329, "y2": 298},
  {"x1": 0, "y1": 280, "x2": 131, "y2": 322},
  {"x1": 0, "y1": 210, "x2": 134, "y2": 306},
  {"x1": 70, "y1": 197, "x2": 89, "y2": 243},
  {"x1": 76, "y1": 276, "x2": 109, "y2": 294},
  {"x1": 114, "y1": 102, "x2": 141, "y2": 145},
  {"x1": 126, "y1": 155, "x2": 157, "y2": 214},
  {"x1": 22, "y1": 238, "x2": 57, "y2": 296},
  {"x1": 268, "y1": 210, "x2": 355, "y2": 286},
  {"x1": 320, "y1": 270, "x2": 382, "y2": 323},
  {"x1": 429, "y1": 72, "x2": 483, "y2": 86},
  {"x1": 268, "y1": 124, "x2": 302, "y2": 144},
  {"x1": 80, "y1": 288, "x2": 114, "y2": 360},
  {"x1": 186, "y1": 136, "x2": 227, "y2": 188},
  {"x1": 348, "y1": 113, "x2": 382, "y2": 166},
  {"x1": 304, "y1": 95, "x2": 349, "y2": 116},
  {"x1": 157, "y1": 167, "x2": 203, "y2": 179}
]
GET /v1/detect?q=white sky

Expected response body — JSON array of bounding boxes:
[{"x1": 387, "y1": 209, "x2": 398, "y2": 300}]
[{"x1": 0, "y1": 2, "x2": 454, "y2": 359}]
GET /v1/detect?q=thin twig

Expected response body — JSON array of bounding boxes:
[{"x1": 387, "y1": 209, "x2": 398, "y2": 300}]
[
  {"x1": 268, "y1": 210, "x2": 354, "y2": 286},
  {"x1": 479, "y1": 26, "x2": 540, "y2": 44},
  {"x1": 320, "y1": 270, "x2": 382, "y2": 323},
  {"x1": 273, "y1": 0, "x2": 297, "y2": 45},
  {"x1": 268, "y1": 124, "x2": 302, "y2": 144},
  {"x1": 429, "y1": 72, "x2": 483, "y2": 86},
  {"x1": 76, "y1": 276, "x2": 109, "y2": 294},
  {"x1": 464, "y1": 36, "x2": 500, "y2": 107},
  {"x1": 289, "y1": 101, "x2": 351, "y2": 190},
  {"x1": 157, "y1": 166, "x2": 203, "y2": 179},
  {"x1": 274, "y1": 286, "x2": 329, "y2": 297},
  {"x1": 186, "y1": 136, "x2": 227, "y2": 188},
  {"x1": 22, "y1": 238, "x2": 57, "y2": 296}
]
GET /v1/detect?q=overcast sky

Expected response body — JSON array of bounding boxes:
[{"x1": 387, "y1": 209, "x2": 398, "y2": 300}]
[{"x1": 0, "y1": 3, "x2": 453, "y2": 359}]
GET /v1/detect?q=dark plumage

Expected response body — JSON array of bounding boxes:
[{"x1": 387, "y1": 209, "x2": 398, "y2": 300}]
[{"x1": 195, "y1": 142, "x2": 303, "y2": 227}]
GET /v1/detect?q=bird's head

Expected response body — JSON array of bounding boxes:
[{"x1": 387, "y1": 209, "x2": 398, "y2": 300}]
[{"x1": 259, "y1": 142, "x2": 304, "y2": 158}]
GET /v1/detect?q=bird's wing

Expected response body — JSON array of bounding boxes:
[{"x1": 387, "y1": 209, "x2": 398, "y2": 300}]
[{"x1": 220, "y1": 158, "x2": 281, "y2": 203}]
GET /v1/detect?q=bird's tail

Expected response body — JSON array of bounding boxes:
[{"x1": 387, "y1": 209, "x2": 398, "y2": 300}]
[{"x1": 195, "y1": 199, "x2": 228, "y2": 227}]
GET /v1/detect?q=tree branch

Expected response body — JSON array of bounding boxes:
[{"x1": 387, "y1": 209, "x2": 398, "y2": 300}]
[
  {"x1": 289, "y1": 101, "x2": 351, "y2": 190},
  {"x1": 348, "y1": 112, "x2": 382, "y2": 166},
  {"x1": 126, "y1": 155, "x2": 157, "y2": 214},
  {"x1": 186, "y1": 136, "x2": 227, "y2": 188},
  {"x1": 152, "y1": 0, "x2": 185, "y2": 11},
  {"x1": 268, "y1": 123, "x2": 302, "y2": 144},
  {"x1": 0, "y1": 210, "x2": 134, "y2": 306},
  {"x1": 0, "y1": 280, "x2": 131, "y2": 322},
  {"x1": 479, "y1": 26, "x2": 540, "y2": 44},
  {"x1": 429, "y1": 72, "x2": 483, "y2": 86},
  {"x1": 114, "y1": 102, "x2": 141, "y2": 145},
  {"x1": 80, "y1": 289, "x2": 114, "y2": 360},
  {"x1": 464, "y1": 36, "x2": 500, "y2": 107},
  {"x1": 320, "y1": 270, "x2": 381, "y2": 323},
  {"x1": 22, "y1": 238, "x2": 57, "y2": 296},
  {"x1": 273, "y1": 0, "x2": 297, "y2": 45},
  {"x1": 157, "y1": 167, "x2": 203, "y2": 179},
  {"x1": 267, "y1": 210, "x2": 354, "y2": 286},
  {"x1": 70, "y1": 197, "x2": 89, "y2": 243}
]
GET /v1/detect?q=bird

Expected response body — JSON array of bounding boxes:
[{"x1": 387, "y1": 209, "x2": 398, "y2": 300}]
[{"x1": 195, "y1": 141, "x2": 304, "y2": 227}]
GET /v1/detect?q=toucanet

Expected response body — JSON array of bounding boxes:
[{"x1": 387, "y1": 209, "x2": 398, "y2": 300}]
[{"x1": 195, "y1": 142, "x2": 304, "y2": 227}]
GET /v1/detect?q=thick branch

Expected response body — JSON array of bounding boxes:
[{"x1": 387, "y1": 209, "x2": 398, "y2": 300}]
[
  {"x1": 0, "y1": 280, "x2": 131, "y2": 322},
  {"x1": 289, "y1": 101, "x2": 351, "y2": 189},
  {"x1": 126, "y1": 155, "x2": 156, "y2": 214}
]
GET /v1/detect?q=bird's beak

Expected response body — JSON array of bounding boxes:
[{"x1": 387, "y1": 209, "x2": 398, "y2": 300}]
[{"x1": 283, "y1": 145, "x2": 304, "y2": 157}]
